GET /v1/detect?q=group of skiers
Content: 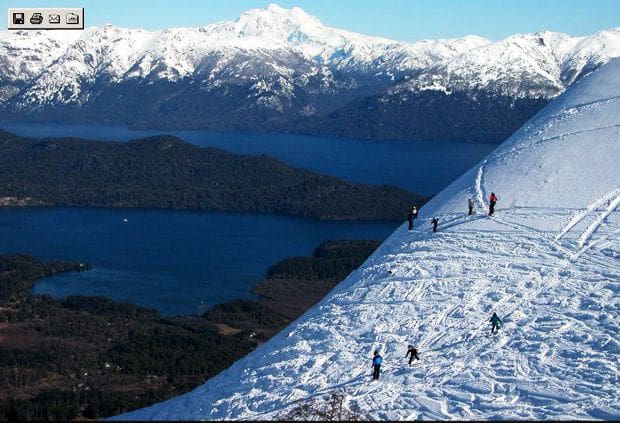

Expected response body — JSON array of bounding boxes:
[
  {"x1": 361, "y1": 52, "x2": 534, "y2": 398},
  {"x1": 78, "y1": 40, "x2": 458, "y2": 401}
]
[
  {"x1": 377, "y1": 194, "x2": 503, "y2": 381},
  {"x1": 371, "y1": 345, "x2": 419, "y2": 380},
  {"x1": 370, "y1": 313, "x2": 503, "y2": 381},
  {"x1": 408, "y1": 192, "x2": 499, "y2": 233}
]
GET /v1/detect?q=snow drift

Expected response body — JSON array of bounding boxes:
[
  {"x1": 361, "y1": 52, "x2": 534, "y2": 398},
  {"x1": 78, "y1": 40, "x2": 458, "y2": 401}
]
[{"x1": 115, "y1": 59, "x2": 620, "y2": 420}]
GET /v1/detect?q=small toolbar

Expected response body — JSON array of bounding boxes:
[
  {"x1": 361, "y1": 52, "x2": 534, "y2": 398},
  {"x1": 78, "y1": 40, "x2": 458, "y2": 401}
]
[{"x1": 8, "y1": 8, "x2": 84, "y2": 30}]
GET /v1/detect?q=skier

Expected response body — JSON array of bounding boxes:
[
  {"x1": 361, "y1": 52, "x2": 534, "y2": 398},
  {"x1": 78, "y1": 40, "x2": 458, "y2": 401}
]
[
  {"x1": 372, "y1": 350, "x2": 382, "y2": 380},
  {"x1": 411, "y1": 205, "x2": 418, "y2": 220},
  {"x1": 468, "y1": 198, "x2": 474, "y2": 216},
  {"x1": 405, "y1": 345, "x2": 420, "y2": 366},
  {"x1": 490, "y1": 312, "x2": 503, "y2": 335},
  {"x1": 489, "y1": 192, "x2": 498, "y2": 216},
  {"x1": 407, "y1": 210, "x2": 414, "y2": 231},
  {"x1": 431, "y1": 217, "x2": 439, "y2": 233}
]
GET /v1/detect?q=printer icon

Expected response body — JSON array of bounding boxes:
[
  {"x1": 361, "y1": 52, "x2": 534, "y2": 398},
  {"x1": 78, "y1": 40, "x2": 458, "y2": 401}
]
[{"x1": 66, "y1": 12, "x2": 80, "y2": 24}]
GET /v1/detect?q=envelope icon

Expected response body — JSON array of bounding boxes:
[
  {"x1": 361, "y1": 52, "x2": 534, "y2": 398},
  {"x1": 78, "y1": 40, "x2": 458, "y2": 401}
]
[
  {"x1": 49, "y1": 14, "x2": 61, "y2": 24},
  {"x1": 66, "y1": 12, "x2": 79, "y2": 24}
]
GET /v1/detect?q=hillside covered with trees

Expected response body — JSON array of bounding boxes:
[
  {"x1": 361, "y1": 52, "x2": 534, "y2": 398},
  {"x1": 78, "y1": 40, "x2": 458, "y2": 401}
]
[
  {"x1": 0, "y1": 240, "x2": 379, "y2": 420},
  {"x1": 0, "y1": 130, "x2": 425, "y2": 221}
]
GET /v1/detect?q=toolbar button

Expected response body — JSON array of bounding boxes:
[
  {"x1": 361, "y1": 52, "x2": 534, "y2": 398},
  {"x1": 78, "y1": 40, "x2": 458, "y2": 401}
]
[
  {"x1": 30, "y1": 12, "x2": 44, "y2": 24},
  {"x1": 12, "y1": 12, "x2": 24, "y2": 24},
  {"x1": 8, "y1": 8, "x2": 84, "y2": 30},
  {"x1": 66, "y1": 12, "x2": 79, "y2": 24}
]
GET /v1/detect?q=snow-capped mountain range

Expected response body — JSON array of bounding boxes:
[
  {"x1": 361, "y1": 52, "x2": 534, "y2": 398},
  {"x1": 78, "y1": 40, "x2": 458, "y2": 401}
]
[
  {"x1": 115, "y1": 58, "x2": 620, "y2": 420},
  {"x1": 1, "y1": 4, "x2": 619, "y2": 142},
  {"x1": 391, "y1": 28, "x2": 620, "y2": 99}
]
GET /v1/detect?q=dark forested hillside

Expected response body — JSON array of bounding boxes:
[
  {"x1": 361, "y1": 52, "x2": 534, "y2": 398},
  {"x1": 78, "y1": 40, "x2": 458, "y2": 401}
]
[
  {"x1": 301, "y1": 90, "x2": 549, "y2": 143},
  {"x1": 0, "y1": 240, "x2": 380, "y2": 420},
  {"x1": 0, "y1": 254, "x2": 257, "y2": 420},
  {"x1": 0, "y1": 130, "x2": 424, "y2": 220},
  {"x1": 205, "y1": 240, "x2": 381, "y2": 327},
  {"x1": 256, "y1": 240, "x2": 380, "y2": 321}
]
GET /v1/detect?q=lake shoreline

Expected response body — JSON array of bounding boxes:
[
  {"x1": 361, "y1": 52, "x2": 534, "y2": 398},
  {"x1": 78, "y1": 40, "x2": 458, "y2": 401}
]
[
  {"x1": 2, "y1": 207, "x2": 397, "y2": 316},
  {"x1": 0, "y1": 240, "x2": 378, "y2": 419}
]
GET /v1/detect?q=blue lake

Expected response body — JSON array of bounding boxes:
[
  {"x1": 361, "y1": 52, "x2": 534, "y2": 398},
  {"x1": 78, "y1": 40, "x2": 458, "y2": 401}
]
[
  {"x1": 0, "y1": 124, "x2": 496, "y2": 316},
  {"x1": 0, "y1": 207, "x2": 396, "y2": 316}
]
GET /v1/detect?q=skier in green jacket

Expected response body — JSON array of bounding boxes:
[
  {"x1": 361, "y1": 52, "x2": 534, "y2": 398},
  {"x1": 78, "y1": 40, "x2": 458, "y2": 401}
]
[{"x1": 490, "y1": 312, "x2": 503, "y2": 334}]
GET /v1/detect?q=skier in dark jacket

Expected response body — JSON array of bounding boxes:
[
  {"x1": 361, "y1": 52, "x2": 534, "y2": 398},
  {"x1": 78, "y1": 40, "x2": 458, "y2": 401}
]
[
  {"x1": 407, "y1": 211, "x2": 414, "y2": 230},
  {"x1": 372, "y1": 350, "x2": 382, "y2": 380},
  {"x1": 468, "y1": 198, "x2": 474, "y2": 216},
  {"x1": 490, "y1": 312, "x2": 503, "y2": 334},
  {"x1": 411, "y1": 206, "x2": 418, "y2": 220},
  {"x1": 431, "y1": 217, "x2": 439, "y2": 233},
  {"x1": 489, "y1": 193, "x2": 498, "y2": 216},
  {"x1": 405, "y1": 345, "x2": 420, "y2": 366}
]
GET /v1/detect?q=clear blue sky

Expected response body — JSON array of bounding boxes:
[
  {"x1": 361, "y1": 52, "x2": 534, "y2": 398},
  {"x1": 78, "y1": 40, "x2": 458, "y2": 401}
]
[{"x1": 3, "y1": 0, "x2": 619, "y2": 41}]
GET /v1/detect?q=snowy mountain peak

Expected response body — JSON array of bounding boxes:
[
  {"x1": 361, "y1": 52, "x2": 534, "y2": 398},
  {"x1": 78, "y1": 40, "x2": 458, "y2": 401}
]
[
  {"x1": 0, "y1": 6, "x2": 618, "y2": 140},
  {"x1": 115, "y1": 59, "x2": 620, "y2": 421},
  {"x1": 232, "y1": 3, "x2": 323, "y2": 42}
]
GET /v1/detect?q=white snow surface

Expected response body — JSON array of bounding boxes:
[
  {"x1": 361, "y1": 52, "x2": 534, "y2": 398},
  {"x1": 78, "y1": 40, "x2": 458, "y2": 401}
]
[{"x1": 115, "y1": 60, "x2": 620, "y2": 420}]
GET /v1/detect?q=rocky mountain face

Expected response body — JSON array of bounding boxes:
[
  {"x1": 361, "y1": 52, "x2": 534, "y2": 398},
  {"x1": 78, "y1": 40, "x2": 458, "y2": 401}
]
[{"x1": 1, "y1": 4, "x2": 618, "y2": 142}]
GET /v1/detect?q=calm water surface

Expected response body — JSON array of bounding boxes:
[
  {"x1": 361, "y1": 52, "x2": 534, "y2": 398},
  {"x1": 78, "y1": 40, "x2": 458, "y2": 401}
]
[
  {"x1": 0, "y1": 124, "x2": 496, "y2": 315},
  {"x1": 0, "y1": 207, "x2": 396, "y2": 316}
]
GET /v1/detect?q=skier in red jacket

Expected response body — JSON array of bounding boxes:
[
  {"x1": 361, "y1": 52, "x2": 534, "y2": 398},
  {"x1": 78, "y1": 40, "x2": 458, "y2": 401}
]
[{"x1": 489, "y1": 192, "x2": 498, "y2": 215}]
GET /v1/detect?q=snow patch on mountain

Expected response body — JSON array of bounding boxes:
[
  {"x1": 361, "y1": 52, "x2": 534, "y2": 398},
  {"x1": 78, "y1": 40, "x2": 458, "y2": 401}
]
[
  {"x1": 113, "y1": 58, "x2": 620, "y2": 421},
  {"x1": 391, "y1": 28, "x2": 620, "y2": 101}
]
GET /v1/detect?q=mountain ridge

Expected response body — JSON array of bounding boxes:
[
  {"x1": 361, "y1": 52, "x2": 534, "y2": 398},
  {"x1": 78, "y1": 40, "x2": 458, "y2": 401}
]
[{"x1": 1, "y1": 5, "x2": 619, "y2": 142}]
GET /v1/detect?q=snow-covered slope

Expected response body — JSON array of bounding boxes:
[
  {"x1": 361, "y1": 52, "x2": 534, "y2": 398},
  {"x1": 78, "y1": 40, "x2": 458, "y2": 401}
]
[
  {"x1": 2, "y1": 5, "x2": 618, "y2": 111},
  {"x1": 198, "y1": 4, "x2": 489, "y2": 74},
  {"x1": 115, "y1": 59, "x2": 620, "y2": 420},
  {"x1": 0, "y1": 30, "x2": 81, "y2": 104}
]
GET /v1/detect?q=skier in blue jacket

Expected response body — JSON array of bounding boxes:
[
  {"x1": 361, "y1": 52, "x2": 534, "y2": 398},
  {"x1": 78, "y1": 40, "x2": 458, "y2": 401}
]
[{"x1": 372, "y1": 350, "x2": 383, "y2": 380}]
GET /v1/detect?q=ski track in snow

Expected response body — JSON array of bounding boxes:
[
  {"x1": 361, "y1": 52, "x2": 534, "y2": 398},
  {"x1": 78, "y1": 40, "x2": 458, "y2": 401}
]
[
  {"x1": 475, "y1": 161, "x2": 488, "y2": 212},
  {"x1": 492, "y1": 124, "x2": 620, "y2": 164},
  {"x1": 478, "y1": 150, "x2": 619, "y2": 267},
  {"x1": 114, "y1": 59, "x2": 620, "y2": 422},
  {"x1": 557, "y1": 188, "x2": 620, "y2": 241},
  {"x1": 577, "y1": 194, "x2": 620, "y2": 248}
]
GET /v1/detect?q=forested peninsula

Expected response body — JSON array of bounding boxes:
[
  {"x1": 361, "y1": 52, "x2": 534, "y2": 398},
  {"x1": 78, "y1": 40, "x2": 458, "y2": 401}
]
[{"x1": 0, "y1": 130, "x2": 425, "y2": 221}]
